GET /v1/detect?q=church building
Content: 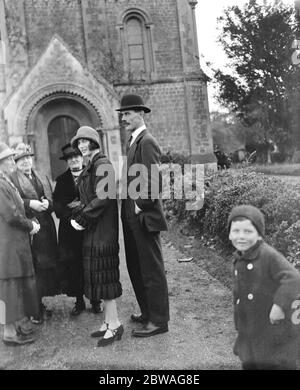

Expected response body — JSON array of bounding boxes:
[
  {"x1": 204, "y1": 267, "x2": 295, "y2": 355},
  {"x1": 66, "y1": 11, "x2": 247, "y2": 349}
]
[{"x1": 0, "y1": 0, "x2": 215, "y2": 180}]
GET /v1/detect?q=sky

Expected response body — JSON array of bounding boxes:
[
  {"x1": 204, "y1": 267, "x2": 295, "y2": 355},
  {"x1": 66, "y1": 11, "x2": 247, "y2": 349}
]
[{"x1": 195, "y1": 0, "x2": 295, "y2": 111}]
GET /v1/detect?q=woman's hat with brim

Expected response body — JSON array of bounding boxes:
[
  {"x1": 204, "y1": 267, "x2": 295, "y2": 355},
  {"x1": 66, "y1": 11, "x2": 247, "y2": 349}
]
[
  {"x1": 116, "y1": 94, "x2": 151, "y2": 113},
  {"x1": 59, "y1": 143, "x2": 82, "y2": 160},
  {"x1": 13, "y1": 143, "x2": 34, "y2": 162},
  {"x1": 71, "y1": 126, "x2": 100, "y2": 149},
  {"x1": 0, "y1": 142, "x2": 14, "y2": 162}
]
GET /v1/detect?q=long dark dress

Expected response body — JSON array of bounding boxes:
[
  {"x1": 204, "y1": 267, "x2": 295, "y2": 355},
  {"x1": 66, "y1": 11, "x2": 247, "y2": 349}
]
[
  {"x1": 0, "y1": 172, "x2": 39, "y2": 324},
  {"x1": 53, "y1": 168, "x2": 84, "y2": 297},
  {"x1": 73, "y1": 153, "x2": 122, "y2": 301},
  {"x1": 10, "y1": 169, "x2": 59, "y2": 301}
]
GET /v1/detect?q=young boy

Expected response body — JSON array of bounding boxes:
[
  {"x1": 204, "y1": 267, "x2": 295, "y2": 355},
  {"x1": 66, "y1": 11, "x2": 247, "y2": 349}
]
[{"x1": 228, "y1": 205, "x2": 300, "y2": 370}]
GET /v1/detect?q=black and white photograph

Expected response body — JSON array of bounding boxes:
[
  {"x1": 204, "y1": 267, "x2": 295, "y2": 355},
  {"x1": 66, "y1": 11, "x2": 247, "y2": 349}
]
[{"x1": 0, "y1": 0, "x2": 300, "y2": 375}]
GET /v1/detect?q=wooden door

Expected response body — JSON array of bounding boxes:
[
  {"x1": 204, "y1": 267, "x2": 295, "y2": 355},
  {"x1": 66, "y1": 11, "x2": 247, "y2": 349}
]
[{"x1": 48, "y1": 116, "x2": 79, "y2": 180}]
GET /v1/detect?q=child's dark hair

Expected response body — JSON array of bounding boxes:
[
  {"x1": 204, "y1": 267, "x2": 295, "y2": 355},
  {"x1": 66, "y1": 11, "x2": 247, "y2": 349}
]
[{"x1": 89, "y1": 140, "x2": 100, "y2": 151}]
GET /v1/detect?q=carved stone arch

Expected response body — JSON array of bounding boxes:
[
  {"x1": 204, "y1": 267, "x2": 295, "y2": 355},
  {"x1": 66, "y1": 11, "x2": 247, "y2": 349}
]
[
  {"x1": 15, "y1": 83, "x2": 109, "y2": 135},
  {"x1": 119, "y1": 7, "x2": 152, "y2": 26},
  {"x1": 14, "y1": 83, "x2": 120, "y2": 180}
]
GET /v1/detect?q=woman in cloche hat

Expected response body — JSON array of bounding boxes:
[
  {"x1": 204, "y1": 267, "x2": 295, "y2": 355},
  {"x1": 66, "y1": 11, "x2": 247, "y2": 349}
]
[
  {"x1": 10, "y1": 143, "x2": 59, "y2": 324},
  {"x1": 70, "y1": 126, "x2": 123, "y2": 347},
  {"x1": 0, "y1": 142, "x2": 40, "y2": 345}
]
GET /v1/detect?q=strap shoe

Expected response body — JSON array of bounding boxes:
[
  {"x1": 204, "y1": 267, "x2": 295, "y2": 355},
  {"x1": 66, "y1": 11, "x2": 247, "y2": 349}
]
[{"x1": 97, "y1": 324, "x2": 124, "y2": 347}]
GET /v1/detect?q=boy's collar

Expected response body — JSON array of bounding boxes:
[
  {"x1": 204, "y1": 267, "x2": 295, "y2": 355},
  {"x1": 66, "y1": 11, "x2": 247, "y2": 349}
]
[{"x1": 233, "y1": 240, "x2": 263, "y2": 263}]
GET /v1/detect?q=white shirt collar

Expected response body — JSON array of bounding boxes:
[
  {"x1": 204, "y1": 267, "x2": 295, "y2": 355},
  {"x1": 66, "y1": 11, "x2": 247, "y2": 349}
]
[{"x1": 130, "y1": 125, "x2": 146, "y2": 146}]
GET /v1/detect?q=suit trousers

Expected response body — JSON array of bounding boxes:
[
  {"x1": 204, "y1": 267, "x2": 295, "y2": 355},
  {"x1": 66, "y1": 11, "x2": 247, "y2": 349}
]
[{"x1": 122, "y1": 212, "x2": 169, "y2": 326}]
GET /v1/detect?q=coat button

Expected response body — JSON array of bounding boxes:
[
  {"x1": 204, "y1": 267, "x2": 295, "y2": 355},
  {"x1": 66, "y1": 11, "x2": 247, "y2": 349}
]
[
  {"x1": 234, "y1": 270, "x2": 238, "y2": 276},
  {"x1": 236, "y1": 299, "x2": 240, "y2": 305},
  {"x1": 247, "y1": 263, "x2": 253, "y2": 270},
  {"x1": 247, "y1": 293, "x2": 253, "y2": 300}
]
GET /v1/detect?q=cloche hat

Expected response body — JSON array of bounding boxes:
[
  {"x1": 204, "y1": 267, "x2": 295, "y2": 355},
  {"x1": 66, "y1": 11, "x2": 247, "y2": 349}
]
[
  {"x1": 71, "y1": 126, "x2": 100, "y2": 149},
  {"x1": 13, "y1": 143, "x2": 34, "y2": 162}
]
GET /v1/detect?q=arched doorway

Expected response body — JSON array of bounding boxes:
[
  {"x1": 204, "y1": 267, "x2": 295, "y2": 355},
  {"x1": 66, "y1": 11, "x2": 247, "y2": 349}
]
[
  {"x1": 48, "y1": 115, "x2": 79, "y2": 179},
  {"x1": 26, "y1": 94, "x2": 103, "y2": 181}
]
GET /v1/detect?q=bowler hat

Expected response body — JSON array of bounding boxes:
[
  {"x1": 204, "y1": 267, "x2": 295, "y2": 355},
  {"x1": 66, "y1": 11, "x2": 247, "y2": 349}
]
[
  {"x1": 116, "y1": 94, "x2": 151, "y2": 113},
  {"x1": 0, "y1": 142, "x2": 14, "y2": 162},
  {"x1": 71, "y1": 126, "x2": 100, "y2": 149},
  {"x1": 59, "y1": 143, "x2": 82, "y2": 160},
  {"x1": 13, "y1": 143, "x2": 34, "y2": 162}
]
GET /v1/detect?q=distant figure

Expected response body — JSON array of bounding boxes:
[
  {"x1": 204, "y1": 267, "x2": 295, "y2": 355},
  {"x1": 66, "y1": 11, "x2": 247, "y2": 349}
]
[
  {"x1": 53, "y1": 143, "x2": 86, "y2": 316},
  {"x1": 117, "y1": 94, "x2": 170, "y2": 338},
  {"x1": 10, "y1": 143, "x2": 59, "y2": 324},
  {"x1": 228, "y1": 205, "x2": 300, "y2": 370},
  {"x1": 0, "y1": 142, "x2": 40, "y2": 346}
]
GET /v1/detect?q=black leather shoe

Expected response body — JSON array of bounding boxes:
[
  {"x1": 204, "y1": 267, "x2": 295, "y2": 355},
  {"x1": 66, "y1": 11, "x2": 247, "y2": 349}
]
[
  {"x1": 91, "y1": 323, "x2": 108, "y2": 338},
  {"x1": 130, "y1": 314, "x2": 148, "y2": 324},
  {"x1": 17, "y1": 325, "x2": 34, "y2": 336},
  {"x1": 70, "y1": 302, "x2": 86, "y2": 316},
  {"x1": 131, "y1": 322, "x2": 168, "y2": 338},
  {"x1": 91, "y1": 301, "x2": 104, "y2": 314},
  {"x1": 97, "y1": 324, "x2": 124, "y2": 347},
  {"x1": 3, "y1": 334, "x2": 35, "y2": 346}
]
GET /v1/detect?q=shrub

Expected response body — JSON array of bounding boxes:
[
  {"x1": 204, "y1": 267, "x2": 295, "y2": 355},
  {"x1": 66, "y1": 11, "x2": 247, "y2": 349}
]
[{"x1": 163, "y1": 164, "x2": 300, "y2": 266}]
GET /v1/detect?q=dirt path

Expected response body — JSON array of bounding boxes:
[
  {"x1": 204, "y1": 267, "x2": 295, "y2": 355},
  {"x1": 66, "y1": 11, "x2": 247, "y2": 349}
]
[{"x1": 0, "y1": 226, "x2": 240, "y2": 370}]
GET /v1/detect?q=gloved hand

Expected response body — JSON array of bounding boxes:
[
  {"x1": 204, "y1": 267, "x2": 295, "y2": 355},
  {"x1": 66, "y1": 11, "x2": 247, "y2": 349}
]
[
  {"x1": 41, "y1": 198, "x2": 49, "y2": 210},
  {"x1": 30, "y1": 220, "x2": 40, "y2": 235},
  {"x1": 269, "y1": 303, "x2": 285, "y2": 324},
  {"x1": 29, "y1": 199, "x2": 47, "y2": 212},
  {"x1": 67, "y1": 200, "x2": 81, "y2": 209},
  {"x1": 70, "y1": 219, "x2": 85, "y2": 231}
]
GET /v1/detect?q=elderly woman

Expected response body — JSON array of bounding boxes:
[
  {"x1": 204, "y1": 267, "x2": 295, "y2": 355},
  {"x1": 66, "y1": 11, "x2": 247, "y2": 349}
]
[
  {"x1": 10, "y1": 143, "x2": 59, "y2": 323},
  {"x1": 0, "y1": 142, "x2": 40, "y2": 345},
  {"x1": 53, "y1": 143, "x2": 86, "y2": 316},
  {"x1": 71, "y1": 126, "x2": 123, "y2": 347}
]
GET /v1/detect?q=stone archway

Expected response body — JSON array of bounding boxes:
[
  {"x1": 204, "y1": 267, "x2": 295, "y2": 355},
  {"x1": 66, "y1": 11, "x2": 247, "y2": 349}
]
[{"x1": 27, "y1": 93, "x2": 102, "y2": 180}]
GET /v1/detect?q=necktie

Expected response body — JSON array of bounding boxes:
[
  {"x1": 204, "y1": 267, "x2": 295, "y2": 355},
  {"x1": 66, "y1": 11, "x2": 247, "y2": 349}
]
[{"x1": 126, "y1": 135, "x2": 133, "y2": 153}]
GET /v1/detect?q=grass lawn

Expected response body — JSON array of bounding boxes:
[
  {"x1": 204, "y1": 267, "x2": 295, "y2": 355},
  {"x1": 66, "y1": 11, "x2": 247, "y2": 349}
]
[{"x1": 251, "y1": 163, "x2": 300, "y2": 176}]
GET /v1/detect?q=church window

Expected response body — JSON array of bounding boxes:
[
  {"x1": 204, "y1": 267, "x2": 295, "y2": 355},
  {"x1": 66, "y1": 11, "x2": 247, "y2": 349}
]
[{"x1": 118, "y1": 9, "x2": 156, "y2": 81}]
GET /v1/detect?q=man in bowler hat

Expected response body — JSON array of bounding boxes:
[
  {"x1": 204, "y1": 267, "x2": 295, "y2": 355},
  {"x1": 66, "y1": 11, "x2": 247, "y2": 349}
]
[{"x1": 117, "y1": 94, "x2": 170, "y2": 337}]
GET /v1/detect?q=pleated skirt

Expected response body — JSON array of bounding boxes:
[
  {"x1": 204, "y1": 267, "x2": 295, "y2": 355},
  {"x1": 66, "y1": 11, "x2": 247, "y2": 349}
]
[{"x1": 82, "y1": 242, "x2": 122, "y2": 301}]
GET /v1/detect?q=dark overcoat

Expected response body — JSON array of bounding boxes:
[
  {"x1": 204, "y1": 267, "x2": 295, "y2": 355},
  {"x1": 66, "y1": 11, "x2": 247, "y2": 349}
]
[
  {"x1": 10, "y1": 169, "x2": 59, "y2": 298},
  {"x1": 121, "y1": 129, "x2": 167, "y2": 232},
  {"x1": 233, "y1": 240, "x2": 300, "y2": 369},
  {"x1": 0, "y1": 172, "x2": 39, "y2": 323},
  {"x1": 53, "y1": 168, "x2": 84, "y2": 297},
  {"x1": 121, "y1": 129, "x2": 169, "y2": 325},
  {"x1": 73, "y1": 153, "x2": 122, "y2": 301}
]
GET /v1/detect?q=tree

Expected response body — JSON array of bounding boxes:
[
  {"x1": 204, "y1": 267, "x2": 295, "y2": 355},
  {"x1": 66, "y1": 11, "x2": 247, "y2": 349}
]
[{"x1": 213, "y1": 0, "x2": 300, "y2": 160}]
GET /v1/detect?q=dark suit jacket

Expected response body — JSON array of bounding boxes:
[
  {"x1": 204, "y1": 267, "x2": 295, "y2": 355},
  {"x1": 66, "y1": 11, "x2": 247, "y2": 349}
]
[{"x1": 123, "y1": 129, "x2": 167, "y2": 232}]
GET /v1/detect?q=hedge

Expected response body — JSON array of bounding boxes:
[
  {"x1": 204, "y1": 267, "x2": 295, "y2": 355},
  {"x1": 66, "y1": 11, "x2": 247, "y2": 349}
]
[{"x1": 162, "y1": 165, "x2": 300, "y2": 268}]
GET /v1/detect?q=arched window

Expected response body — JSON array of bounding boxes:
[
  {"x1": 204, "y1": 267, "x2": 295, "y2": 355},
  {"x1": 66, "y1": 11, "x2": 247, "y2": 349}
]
[
  {"x1": 126, "y1": 17, "x2": 146, "y2": 75},
  {"x1": 118, "y1": 9, "x2": 156, "y2": 81}
]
